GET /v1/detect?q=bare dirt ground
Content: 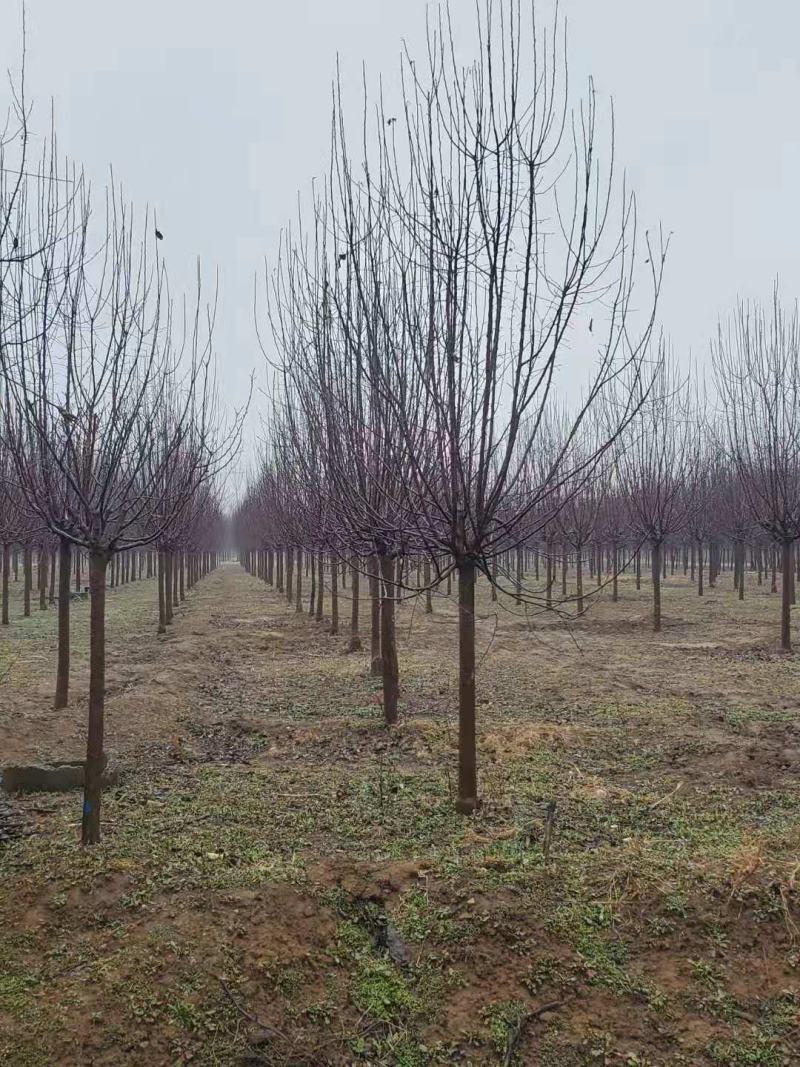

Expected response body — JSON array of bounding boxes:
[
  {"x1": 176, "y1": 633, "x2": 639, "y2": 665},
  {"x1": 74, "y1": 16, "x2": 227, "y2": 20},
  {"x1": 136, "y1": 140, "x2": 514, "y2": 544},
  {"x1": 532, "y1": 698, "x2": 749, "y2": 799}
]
[{"x1": 1, "y1": 561, "x2": 799, "y2": 1065}]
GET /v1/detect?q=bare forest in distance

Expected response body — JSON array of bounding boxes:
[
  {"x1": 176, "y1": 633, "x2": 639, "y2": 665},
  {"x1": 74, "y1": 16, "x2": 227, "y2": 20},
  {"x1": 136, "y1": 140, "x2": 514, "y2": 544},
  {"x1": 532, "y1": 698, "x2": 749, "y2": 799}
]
[{"x1": 1, "y1": 2, "x2": 799, "y2": 1065}]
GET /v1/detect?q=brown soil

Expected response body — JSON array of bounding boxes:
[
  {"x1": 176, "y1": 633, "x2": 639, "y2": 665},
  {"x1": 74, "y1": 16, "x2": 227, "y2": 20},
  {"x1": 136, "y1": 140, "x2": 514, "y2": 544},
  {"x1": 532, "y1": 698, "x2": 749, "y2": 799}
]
[{"x1": 1, "y1": 562, "x2": 799, "y2": 1065}]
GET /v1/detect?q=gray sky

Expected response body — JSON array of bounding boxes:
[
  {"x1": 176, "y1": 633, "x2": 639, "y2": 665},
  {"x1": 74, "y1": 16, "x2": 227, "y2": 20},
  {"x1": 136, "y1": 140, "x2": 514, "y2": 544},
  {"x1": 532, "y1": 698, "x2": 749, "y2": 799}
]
[{"x1": 4, "y1": 1, "x2": 800, "y2": 469}]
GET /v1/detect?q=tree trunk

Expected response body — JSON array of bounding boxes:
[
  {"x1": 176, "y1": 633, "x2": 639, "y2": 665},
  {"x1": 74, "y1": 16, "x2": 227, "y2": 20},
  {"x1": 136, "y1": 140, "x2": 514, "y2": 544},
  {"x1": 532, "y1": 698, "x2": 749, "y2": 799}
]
[
  {"x1": 652, "y1": 541, "x2": 662, "y2": 633},
  {"x1": 49, "y1": 547, "x2": 56, "y2": 604},
  {"x1": 315, "y1": 552, "x2": 324, "y2": 621},
  {"x1": 309, "y1": 548, "x2": 316, "y2": 614},
  {"x1": 23, "y1": 545, "x2": 32, "y2": 617},
  {"x1": 370, "y1": 554, "x2": 382, "y2": 676},
  {"x1": 165, "y1": 553, "x2": 174, "y2": 625},
  {"x1": 737, "y1": 542, "x2": 745, "y2": 601},
  {"x1": 576, "y1": 547, "x2": 584, "y2": 614},
  {"x1": 697, "y1": 540, "x2": 704, "y2": 596},
  {"x1": 330, "y1": 554, "x2": 339, "y2": 634},
  {"x1": 771, "y1": 546, "x2": 778, "y2": 593},
  {"x1": 54, "y1": 538, "x2": 71, "y2": 710},
  {"x1": 157, "y1": 550, "x2": 167, "y2": 634},
  {"x1": 781, "y1": 540, "x2": 793, "y2": 652},
  {"x1": 295, "y1": 547, "x2": 303, "y2": 612},
  {"x1": 1, "y1": 544, "x2": 9, "y2": 625},
  {"x1": 348, "y1": 555, "x2": 361, "y2": 651},
  {"x1": 379, "y1": 555, "x2": 399, "y2": 725},
  {"x1": 456, "y1": 558, "x2": 478, "y2": 814},
  {"x1": 82, "y1": 549, "x2": 109, "y2": 846},
  {"x1": 561, "y1": 548, "x2": 568, "y2": 597},
  {"x1": 424, "y1": 559, "x2": 433, "y2": 614}
]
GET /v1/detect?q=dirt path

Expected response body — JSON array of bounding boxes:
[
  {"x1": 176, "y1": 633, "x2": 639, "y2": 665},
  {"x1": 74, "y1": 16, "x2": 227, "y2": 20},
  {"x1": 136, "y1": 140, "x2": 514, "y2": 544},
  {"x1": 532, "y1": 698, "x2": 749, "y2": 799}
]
[{"x1": 1, "y1": 562, "x2": 287, "y2": 765}]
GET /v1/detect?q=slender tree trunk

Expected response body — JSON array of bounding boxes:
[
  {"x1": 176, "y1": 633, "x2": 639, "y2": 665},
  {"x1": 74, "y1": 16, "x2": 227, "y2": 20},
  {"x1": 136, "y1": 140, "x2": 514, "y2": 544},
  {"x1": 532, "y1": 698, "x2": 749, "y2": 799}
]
[
  {"x1": 424, "y1": 558, "x2": 433, "y2": 614},
  {"x1": 286, "y1": 547, "x2": 294, "y2": 605},
  {"x1": 315, "y1": 552, "x2": 324, "y2": 621},
  {"x1": 379, "y1": 555, "x2": 399, "y2": 724},
  {"x1": 612, "y1": 543, "x2": 619, "y2": 602},
  {"x1": 771, "y1": 546, "x2": 778, "y2": 593},
  {"x1": 295, "y1": 548, "x2": 303, "y2": 612},
  {"x1": 576, "y1": 547, "x2": 584, "y2": 615},
  {"x1": 82, "y1": 549, "x2": 109, "y2": 846},
  {"x1": 781, "y1": 540, "x2": 793, "y2": 652},
  {"x1": 48, "y1": 547, "x2": 56, "y2": 604},
  {"x1": 635, "y1": 548, "x2": 641, "y2": 590},
  {"x1": 348, "y1": 555, "x2": 361, "y2": 651},
  {"x1": 330, "y1": 554, "x2": 339, "y2": 634},
  {"x1": 309, "y1": 549, "x2": 316, "y2": 614},
  {"x1": 652, "y1": 541, "x2": 662, "y2": 633},
  {"x1": 456, "y1": 558, "x2": 477, "y2": 814},
  {"x1": 370, "y1": 554, "x2": 382, "y2": 676},
  {"x1": 157, "y1": 551, "x2": 167, "y2": 634},
  {"x1": 23, "y1": 545, "x2": 32, "y2": 617},
  {"x1": 515, "y1": 546, "x2": 523, "y2": 603},
  {"x1": 1, "y1": 544, "x2": 9, "y2": 625},
  {"x1": 165, "y1": 553, "x2": 174, "y2": 625},
  {"x1": 54, "y1": 538, "x2": 71, "y2": 710},
  {"x1": 738, "y1": 542, "x2": 745, "y2": 601},
  {"x1": 561, "y1": 548, "x2": 568, "y2": 597},
  {"x1": 697, "y1": 540, "x2": 704, "y2": 596}
]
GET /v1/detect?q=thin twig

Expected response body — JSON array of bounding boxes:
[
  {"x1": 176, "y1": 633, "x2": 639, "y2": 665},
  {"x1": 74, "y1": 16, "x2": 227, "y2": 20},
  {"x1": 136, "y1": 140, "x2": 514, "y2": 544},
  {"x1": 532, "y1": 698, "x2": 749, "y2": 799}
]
[
  {"x1": 503, "y1": 1001, "x2": 562, "y2": 1065},
  {"x1": 215, "y1": 975, "x2": 287, "y2": 1041}
]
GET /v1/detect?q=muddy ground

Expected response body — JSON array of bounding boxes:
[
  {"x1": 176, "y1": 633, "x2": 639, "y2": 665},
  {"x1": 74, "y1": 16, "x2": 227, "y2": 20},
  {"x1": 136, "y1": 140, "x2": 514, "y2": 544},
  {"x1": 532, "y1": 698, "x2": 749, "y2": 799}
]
[{"x1": 1, "y1": 561, "x2": 799, "y2": 1065}]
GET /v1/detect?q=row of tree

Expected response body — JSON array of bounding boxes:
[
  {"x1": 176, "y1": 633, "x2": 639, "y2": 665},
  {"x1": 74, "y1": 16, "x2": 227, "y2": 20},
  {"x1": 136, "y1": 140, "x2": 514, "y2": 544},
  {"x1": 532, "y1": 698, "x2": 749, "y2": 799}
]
[
  {"x1": 0, "y1": 58, "x2": 242, "y2": 842},
  {"x1": 235, "y1": 0, "x2": 800, "y2": 816}
]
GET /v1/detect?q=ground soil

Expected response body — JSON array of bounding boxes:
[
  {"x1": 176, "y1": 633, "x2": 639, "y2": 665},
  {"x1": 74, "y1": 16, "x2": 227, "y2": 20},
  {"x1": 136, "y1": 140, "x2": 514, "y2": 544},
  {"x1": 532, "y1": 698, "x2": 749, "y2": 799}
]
[{"x1": 1, "y1": 561, "x2": 799, "y2": 1065}]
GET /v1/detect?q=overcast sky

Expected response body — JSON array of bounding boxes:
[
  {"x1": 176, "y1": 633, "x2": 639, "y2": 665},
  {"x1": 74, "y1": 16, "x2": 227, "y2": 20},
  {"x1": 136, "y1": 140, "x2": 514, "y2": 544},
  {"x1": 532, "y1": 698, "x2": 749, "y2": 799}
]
[{"x1": 3, "y1": 1, "x2": 799, "y2": 474}]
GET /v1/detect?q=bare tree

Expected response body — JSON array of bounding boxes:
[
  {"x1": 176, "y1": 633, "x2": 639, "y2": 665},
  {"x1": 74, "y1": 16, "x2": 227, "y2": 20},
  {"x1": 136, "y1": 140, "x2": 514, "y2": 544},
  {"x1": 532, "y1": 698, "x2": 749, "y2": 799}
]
[
  {"x1": 713, "y1": 292, "x2": 800, "y2": 650},
  {"x1": 618, "y1": 356, "x2": 690, "y2": 633},
  {"x1": 324, "y1": 0, "x2": 665, "y2": 811},
  {"x1": 1, "y1": 175, "x2": 245, "y2": 843}
]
